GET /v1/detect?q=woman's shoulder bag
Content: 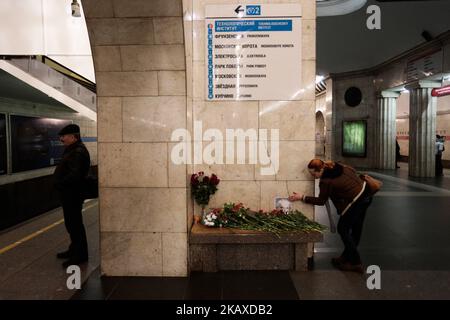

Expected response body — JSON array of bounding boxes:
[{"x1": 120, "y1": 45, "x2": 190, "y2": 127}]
[{"x1": 359, "y1": 174, "x2": 383, "y2": 196}]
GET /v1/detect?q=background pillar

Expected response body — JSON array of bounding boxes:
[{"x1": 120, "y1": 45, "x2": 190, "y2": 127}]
[
  {"x1": 406, "y1": 80, "x2": 441, "y2": 177},
  {"x1": 376, "y1": 91, "x2": 399, "y2": 169}
]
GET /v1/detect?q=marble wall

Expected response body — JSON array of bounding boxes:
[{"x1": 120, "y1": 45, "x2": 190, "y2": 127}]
[
  {"x1": 324, "y1": 78, "x2": 333, "y2": 161},
  {"x1": 84, "y1": 0, "x2": 316, "y2": 276},
  {"x1": 331, "y1": 75, "x2": 377, "y2": 168},
  {"x1": 83, "y1": 0, "x2": 188, "y2": 276},
  {"x1": 315, "y1": 93, "x2": 326, "y2": 157},
  {"x1": 314, "y1": 79, "x2": 333, "y2": 161},
  {"x1": 183, "y1": 0, "x2": 316, "y2": 224}
]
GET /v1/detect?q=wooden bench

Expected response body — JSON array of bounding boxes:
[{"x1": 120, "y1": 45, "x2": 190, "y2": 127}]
[{"x1": 189, "y1": 223, "x2": 323, "y2": 272}]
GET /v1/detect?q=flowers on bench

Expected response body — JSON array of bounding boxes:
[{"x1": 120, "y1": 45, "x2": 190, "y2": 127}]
[
  {"x1": 200, "y1": 202, "x2": 326, "y2": 236},
  {"x1": 189, "y1": 172, "x2": 325, "y2": 235},
  {"x1": 190, "y1": 172, "x2": 220, "y2": 217}
]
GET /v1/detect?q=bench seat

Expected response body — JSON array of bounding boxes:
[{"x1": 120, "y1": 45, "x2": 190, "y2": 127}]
[{"x1": 189, "y1": 223, "x2": 323, "y2": 272}]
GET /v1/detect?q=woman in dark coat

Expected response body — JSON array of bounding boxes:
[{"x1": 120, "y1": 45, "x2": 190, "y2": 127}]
[{"x1": 289, "y1": 159, "x2": 373, "y2": 273}]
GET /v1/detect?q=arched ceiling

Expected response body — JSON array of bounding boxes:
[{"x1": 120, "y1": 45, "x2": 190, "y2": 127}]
[{"x1": 317, "y1": 0, "x2": 450, "y2": 75}]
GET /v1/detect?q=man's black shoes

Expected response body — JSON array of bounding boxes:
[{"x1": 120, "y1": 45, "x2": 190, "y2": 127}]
[
  {"x1": 56, "y1": 250, "x2": 72, "y2": 259},
  {"x1": 62, "y1": 256, "x2": 88, "y2": 268}
]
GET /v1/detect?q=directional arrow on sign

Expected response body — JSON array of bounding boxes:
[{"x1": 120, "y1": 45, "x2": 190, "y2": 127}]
[{"x1": 234, "y1": 5, "x2": 244, "y2": 14}]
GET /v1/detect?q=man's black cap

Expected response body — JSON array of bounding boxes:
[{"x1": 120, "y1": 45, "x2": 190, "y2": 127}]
[{"x1": 58, "y1": 124, "x2": 80, "y2": 136}]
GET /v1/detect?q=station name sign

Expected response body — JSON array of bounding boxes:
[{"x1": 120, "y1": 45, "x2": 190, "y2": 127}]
[{"x1": 205, "y1": 4, "x2": 302, "y2": 101}]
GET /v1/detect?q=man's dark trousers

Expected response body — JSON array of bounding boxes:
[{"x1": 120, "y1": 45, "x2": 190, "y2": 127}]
[
  {"x1": 436, "y1": 154, "x2": 443, "y2": 176},
  {"x1": 62, "y1": 195, "x2": 88, "y2": 259}
]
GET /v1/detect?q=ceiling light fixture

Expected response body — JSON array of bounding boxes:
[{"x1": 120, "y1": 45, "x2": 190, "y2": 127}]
[{"x1": 316, "y1": 75, "x2": 325, "y2": 83}]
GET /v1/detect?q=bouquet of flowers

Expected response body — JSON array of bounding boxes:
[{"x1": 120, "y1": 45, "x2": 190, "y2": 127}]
[
  {"x1": 190, "y1": 172, "x2": 220, "y2": 212},
  {"x1": 201, "y1": 202, "x2": 326, "y2": 236}
]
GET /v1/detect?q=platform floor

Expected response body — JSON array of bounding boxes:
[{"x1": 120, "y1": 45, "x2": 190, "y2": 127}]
[
  {"x1": 1, "y1": 163, "x2": 450, "y2": 299},
  {"x1": 0, "y1": 200, "x2": 99, "y2": 299}
]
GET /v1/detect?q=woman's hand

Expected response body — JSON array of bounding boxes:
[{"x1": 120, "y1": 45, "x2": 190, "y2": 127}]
[{"x1": 289, "y1": 192, "x2": 303, "y2": 202}]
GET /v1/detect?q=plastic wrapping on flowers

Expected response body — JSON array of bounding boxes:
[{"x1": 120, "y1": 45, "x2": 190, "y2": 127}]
[{"x1": 201, "y1": 202, "x2": 326, "y2": 235}]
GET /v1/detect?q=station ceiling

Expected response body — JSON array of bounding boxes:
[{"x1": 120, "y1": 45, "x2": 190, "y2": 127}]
[
  {"x1": 317, "y1": 0, "x2": 450, "y2": 75},
  {"x1": 0, "y1": 69, "x2": 72, "y2": 110}
]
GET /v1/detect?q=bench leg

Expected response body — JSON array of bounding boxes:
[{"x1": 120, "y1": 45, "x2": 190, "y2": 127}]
[
  {"x1": 295, "y1": 243, "x2": 308, "y2": 271},
  {"x1": 190, "y1": 244, "x2": 217, "y2": 272}
]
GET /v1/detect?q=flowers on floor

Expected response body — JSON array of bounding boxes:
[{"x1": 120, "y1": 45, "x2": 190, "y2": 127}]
[
  {"x1": 200, "y1": 202, "x2": 326, "y2": 235},
  {"x1": 190, "y1": 171, "x2": 220, "y2": 211}
]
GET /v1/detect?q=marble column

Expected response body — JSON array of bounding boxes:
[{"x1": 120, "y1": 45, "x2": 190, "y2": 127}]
[
  {"x1": 406, "y1": 80, "x2": 441, "y2": 177},
  {"x1": 84, "y1": 0, "x2": 188, "y2": 277},
  {"x1": 376, "y1": 91, "x2": 400, "y2": 169}
]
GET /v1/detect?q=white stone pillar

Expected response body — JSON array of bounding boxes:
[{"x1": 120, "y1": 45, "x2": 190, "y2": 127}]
[
  {"x1": 406, "y1": 80, "x2": 441, "y2": 177},
  {"x1": 84, "y1": 0, "x2": 188, "y2": 277},
  {"x1": 376, "y1": 91, "x2": 400, "y2": 169}
]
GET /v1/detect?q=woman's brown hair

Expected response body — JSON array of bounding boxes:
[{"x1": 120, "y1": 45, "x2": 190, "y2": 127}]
[{"x1": 307, "y1": 159, "x2": 336, "y2": 172}]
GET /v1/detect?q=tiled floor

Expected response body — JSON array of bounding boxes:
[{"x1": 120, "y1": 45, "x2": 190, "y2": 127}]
[
  {"x1": 71, "y1": 269, "x2": 299, "y2": 300},
  {"x1": 0, "y1": 200, "x2": 99, "y2": 299},
  {"x1": 1, "y1": 164, "x2": 450, "y2": 300},
  {"x1": 370, "y1": 162, "x2": 450, "y2": 190},
  {"x1": 72, "y1": 165, "x2": 450, "y2": 300}
]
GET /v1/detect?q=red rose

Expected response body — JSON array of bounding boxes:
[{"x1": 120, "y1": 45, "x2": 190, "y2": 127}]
[
  {"x1": 210, "y1": 174, "x2": 220, "y2": 186},
  {"x1": 190, "y1": 174, "x2": 199, "y2": 186},
  {"x1": 190, "y1": 172, "x2": 220, "y2": 208},
  {"x1": 271, "y1": 209, "x2": 283, "y2": 216},
  {"x1": 233, "y1": 203, "x2": 243, "y2": 212}
]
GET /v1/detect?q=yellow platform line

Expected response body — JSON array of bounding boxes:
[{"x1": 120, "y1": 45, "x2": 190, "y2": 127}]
[
  {"x1": 0, "y1": 203, "x2": 97, "y2": 256},
  {"x1": 0, "y1": 219, "x2": 65, "y2": 255}
]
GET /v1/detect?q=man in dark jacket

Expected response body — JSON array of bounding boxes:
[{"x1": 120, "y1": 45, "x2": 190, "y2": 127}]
[
  {"x1": 396, "y1": 139, "x2": 401, "y2": 169},
  {"x1": 53, "y1": 124, "x2": 90, "y2": 268}
]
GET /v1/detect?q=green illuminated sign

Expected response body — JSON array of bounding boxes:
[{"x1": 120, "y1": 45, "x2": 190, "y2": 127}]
[{"x1": 342, "y1": 120, "x2": 367, "y2": 157}]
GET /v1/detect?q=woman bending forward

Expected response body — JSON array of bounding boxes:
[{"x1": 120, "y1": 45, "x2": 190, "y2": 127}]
[{"x1": 289, "y1": 159, "x2": 373, "y2": 273}]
